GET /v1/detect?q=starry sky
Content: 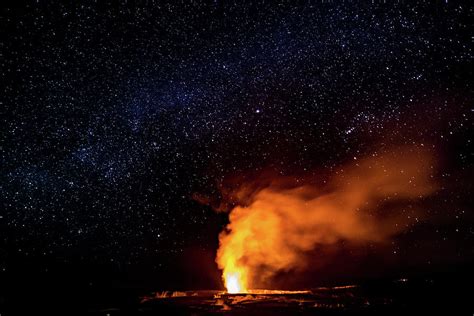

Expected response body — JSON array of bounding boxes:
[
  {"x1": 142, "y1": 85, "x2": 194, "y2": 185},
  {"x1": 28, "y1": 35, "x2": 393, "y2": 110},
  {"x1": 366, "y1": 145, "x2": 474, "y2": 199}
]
[{"x1": 1, "y1": 2, "x2": 473, "y2": 291}]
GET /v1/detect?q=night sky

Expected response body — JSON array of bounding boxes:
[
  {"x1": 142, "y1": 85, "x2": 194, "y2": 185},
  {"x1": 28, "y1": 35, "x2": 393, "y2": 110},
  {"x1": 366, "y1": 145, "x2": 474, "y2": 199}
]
[{"x1": 1, "y1": 1, "x2": 473, "y2": 294}]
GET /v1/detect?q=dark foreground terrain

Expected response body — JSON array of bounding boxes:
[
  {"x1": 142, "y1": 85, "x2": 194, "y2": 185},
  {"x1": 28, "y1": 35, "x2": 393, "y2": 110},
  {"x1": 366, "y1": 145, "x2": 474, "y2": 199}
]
[
  {"x1": 1, "y1": 275, "x2": 472, "y2": 315},
  {"x1": 134, "y1": 280, "x2": 471, "y2": 316}
]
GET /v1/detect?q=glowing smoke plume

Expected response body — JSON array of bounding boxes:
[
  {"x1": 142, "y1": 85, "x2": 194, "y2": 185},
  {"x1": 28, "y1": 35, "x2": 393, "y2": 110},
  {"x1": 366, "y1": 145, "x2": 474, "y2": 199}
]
[{"x1": 216, "y1": 148, "x2": 437, "y2": 292}]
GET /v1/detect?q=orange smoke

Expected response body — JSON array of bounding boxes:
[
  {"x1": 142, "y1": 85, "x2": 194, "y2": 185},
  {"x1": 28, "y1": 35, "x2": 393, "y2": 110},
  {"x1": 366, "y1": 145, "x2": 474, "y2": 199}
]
[{"x1": 216, "y1": 147, "x2": 437, "y2": 292}]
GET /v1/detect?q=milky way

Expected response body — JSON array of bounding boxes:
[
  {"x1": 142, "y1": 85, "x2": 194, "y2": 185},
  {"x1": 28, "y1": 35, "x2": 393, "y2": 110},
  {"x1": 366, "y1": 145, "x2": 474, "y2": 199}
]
[{"x1": 1, "y1": 2, "x2": 472, "y2": 288}]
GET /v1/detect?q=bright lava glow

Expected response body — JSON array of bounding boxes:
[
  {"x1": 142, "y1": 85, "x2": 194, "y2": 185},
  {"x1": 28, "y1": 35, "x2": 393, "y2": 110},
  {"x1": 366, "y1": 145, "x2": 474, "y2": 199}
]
[{"x1": 225, "y1": 272, "x2": 246, "y2": 293}]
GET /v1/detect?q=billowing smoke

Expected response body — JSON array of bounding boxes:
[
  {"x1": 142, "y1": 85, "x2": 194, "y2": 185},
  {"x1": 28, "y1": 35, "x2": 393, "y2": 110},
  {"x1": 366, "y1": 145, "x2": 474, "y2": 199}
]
[{"x1": 215, "y1": 147, "x2": 437, "y2": 291}]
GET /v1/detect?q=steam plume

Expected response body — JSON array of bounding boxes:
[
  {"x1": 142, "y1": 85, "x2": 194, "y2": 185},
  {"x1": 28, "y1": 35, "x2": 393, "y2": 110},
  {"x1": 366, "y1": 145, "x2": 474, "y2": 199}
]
[{"x1": 216, "y1": 147, "x2": 437, "y2": 291}]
